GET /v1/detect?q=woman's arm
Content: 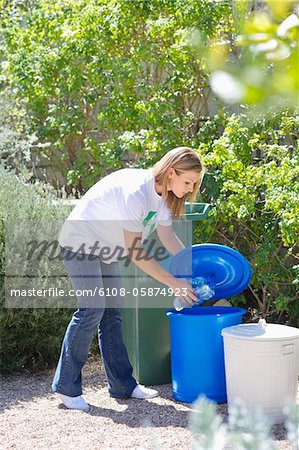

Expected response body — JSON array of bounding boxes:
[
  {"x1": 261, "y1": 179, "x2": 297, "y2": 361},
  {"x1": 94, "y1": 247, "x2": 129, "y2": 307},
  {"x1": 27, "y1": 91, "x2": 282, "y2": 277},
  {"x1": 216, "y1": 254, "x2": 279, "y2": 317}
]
[
  {"x1": 156, "y1": 224, "x2": 185, "y2": 255},
  {"x1": 123, "y1": 229, "x2": 197, "y2": 304}
]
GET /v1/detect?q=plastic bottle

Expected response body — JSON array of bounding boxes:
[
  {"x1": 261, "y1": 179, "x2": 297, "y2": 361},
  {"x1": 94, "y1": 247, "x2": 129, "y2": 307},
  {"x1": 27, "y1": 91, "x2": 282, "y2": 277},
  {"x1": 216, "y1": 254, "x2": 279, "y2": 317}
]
[
  {"x1": 173, "y1": 296, "x2": 190, "y2": 311},
  {"x1": 173, "y1": 276, "x2": 215, "y2": 311}
]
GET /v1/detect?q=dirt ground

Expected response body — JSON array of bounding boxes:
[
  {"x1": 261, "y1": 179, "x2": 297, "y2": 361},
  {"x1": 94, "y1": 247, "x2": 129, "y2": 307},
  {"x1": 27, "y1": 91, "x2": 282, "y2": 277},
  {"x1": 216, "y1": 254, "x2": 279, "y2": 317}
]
[{"x1": 0, "y1": 358, "x2": 298, "y2": 450}]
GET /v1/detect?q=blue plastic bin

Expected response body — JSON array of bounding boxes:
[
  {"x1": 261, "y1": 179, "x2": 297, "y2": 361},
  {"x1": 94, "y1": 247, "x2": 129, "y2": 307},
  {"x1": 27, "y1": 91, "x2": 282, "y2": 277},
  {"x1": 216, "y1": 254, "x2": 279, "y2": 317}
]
[{"x1": 165, "y1": 306, "x2": 246, "y2": 403}]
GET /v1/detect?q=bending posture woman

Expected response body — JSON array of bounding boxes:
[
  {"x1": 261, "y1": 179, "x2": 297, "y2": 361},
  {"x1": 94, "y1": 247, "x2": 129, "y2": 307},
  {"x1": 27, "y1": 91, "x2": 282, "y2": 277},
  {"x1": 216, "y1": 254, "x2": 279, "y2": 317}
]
[{"x1": 52, "y1": 146, "x2": 205, "y2": 411}]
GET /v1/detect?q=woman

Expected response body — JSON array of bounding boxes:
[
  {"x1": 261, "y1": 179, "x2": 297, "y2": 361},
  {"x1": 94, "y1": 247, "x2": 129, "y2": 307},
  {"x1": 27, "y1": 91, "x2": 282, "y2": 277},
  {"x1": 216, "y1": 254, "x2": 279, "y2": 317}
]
[{"x1": 52, "y1": 146, "x2": 205, "y2": 411}]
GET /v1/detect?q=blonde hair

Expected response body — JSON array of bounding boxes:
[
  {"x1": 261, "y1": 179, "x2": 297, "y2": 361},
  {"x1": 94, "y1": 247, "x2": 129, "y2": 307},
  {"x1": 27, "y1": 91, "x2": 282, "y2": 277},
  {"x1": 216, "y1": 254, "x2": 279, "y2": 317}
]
[{"x1": 152, "y1": 147, "x2": 205, "y2": 219}]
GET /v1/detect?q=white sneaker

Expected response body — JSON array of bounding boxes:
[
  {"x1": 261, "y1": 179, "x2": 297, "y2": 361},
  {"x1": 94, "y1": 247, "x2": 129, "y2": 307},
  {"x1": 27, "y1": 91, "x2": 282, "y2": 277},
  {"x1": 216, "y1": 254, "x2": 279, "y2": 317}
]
[
  {"x1": 57, "y1": 393, "x2": 90, "y2": 412},
  {"x1": 131, "y1": 384, "x2": 158, "y2": 399}
]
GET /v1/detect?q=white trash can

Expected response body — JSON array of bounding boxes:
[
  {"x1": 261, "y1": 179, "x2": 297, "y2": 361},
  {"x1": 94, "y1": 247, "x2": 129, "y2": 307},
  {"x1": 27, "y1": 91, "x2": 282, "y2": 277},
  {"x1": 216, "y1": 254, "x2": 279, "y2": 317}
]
[{"x1": 221, "y1": 319, "x2": 299, "y2": 424}]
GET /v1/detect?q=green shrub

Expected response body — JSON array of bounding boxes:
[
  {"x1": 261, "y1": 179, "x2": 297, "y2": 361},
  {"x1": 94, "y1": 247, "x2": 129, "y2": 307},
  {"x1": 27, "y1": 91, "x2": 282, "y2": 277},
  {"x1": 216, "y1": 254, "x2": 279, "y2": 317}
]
[
  {"x1": 0, "y1": 166, "x2": 90, "y2": 372},
  {"x1": 194, "y1": 109, "x2": 299, "y2": 326},
  {"x1": 0, "y1": 0, "x2": 232, "y2": 191}
]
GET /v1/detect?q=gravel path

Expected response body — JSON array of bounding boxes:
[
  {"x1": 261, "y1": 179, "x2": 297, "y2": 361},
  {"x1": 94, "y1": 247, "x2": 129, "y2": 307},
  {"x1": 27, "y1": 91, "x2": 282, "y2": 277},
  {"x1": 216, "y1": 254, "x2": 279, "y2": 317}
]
[{"x1": 1, "y1": 358, "x2": 297, "y2": 450}]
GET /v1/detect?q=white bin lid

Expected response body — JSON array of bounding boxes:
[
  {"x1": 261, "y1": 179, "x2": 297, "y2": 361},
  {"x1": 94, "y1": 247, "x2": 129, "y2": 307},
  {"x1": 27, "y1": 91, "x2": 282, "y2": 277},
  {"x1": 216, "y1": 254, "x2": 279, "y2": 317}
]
[{"x1": 221, "y1": 320, "x2": 299, "y2": 341}]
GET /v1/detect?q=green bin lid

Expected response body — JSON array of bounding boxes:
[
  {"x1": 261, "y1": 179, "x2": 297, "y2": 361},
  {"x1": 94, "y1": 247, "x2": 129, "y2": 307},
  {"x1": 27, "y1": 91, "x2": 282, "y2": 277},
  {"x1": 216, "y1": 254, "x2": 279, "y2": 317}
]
[{"x1": 183, "y1": 202, "x2": 211, "y2": 221}]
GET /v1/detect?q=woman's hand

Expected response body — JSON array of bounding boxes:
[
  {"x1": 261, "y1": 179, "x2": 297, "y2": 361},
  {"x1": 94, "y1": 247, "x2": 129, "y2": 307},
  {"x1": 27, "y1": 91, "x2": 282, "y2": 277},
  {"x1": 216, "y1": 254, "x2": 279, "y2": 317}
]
[{"x1": 166, "y1": 277, "x2": 198, "y2": 306}]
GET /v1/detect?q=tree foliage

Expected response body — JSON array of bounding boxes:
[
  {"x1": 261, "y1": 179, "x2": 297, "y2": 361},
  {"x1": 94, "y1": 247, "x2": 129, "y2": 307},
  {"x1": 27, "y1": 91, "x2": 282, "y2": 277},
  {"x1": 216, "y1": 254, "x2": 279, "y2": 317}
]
[
  {"x1": 194, "y1": 109, "x2": 299, "y2": 325},
  {"x1": 0, "y1": 0, "x2": 231, "y2": 190},
  {"x1": 0, "y1": 1, "x2": 298, "y2": 327},
  {"x1": 208, "y1": 0, "x2": 299, "y2": 111}
]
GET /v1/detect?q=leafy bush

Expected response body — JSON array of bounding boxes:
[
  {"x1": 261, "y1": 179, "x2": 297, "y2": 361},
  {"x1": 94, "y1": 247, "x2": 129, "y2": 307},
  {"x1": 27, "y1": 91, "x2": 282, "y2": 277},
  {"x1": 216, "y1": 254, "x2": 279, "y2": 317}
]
[
  {"x1": 0, "y1": 98, "x2": 31, "y2": 169},
  {"x1": 194, "y1": 109, "x2": 299, "y2": 326},
  {"x1": 0, "y1": 0, "x2": 232, "y2": 191},
  {"x1": 0, "y1": 166, "x2": 84, "y2": 373}
]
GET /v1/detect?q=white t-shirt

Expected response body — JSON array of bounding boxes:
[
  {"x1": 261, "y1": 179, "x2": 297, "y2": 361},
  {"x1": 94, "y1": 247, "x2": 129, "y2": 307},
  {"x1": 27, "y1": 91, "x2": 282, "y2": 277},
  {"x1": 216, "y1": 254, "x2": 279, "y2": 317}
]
[{"x1": 59, "y1": 168, "x2": 172, "y2": 262}]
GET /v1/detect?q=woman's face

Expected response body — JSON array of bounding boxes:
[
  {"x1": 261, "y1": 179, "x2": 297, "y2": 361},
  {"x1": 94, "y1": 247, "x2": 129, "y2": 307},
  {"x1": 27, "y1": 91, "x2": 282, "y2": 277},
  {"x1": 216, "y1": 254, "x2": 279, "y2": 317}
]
[{"x1": 167, "y1": 168, "x2": 200, "y2": 198}]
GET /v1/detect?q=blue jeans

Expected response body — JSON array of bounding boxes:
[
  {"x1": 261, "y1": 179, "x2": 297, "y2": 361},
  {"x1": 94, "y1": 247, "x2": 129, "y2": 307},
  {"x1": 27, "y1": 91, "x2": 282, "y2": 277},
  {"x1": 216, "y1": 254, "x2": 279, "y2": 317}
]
[{"x1": 51, "y1": 248, "x2": 137, "y2": 398}]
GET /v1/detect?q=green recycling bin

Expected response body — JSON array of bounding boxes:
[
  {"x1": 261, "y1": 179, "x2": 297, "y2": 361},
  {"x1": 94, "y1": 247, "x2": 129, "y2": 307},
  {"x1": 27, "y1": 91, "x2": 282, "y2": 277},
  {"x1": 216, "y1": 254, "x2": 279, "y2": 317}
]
[{"x1": 120, "y1": 202, "x2": 210, "y2": 385}]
